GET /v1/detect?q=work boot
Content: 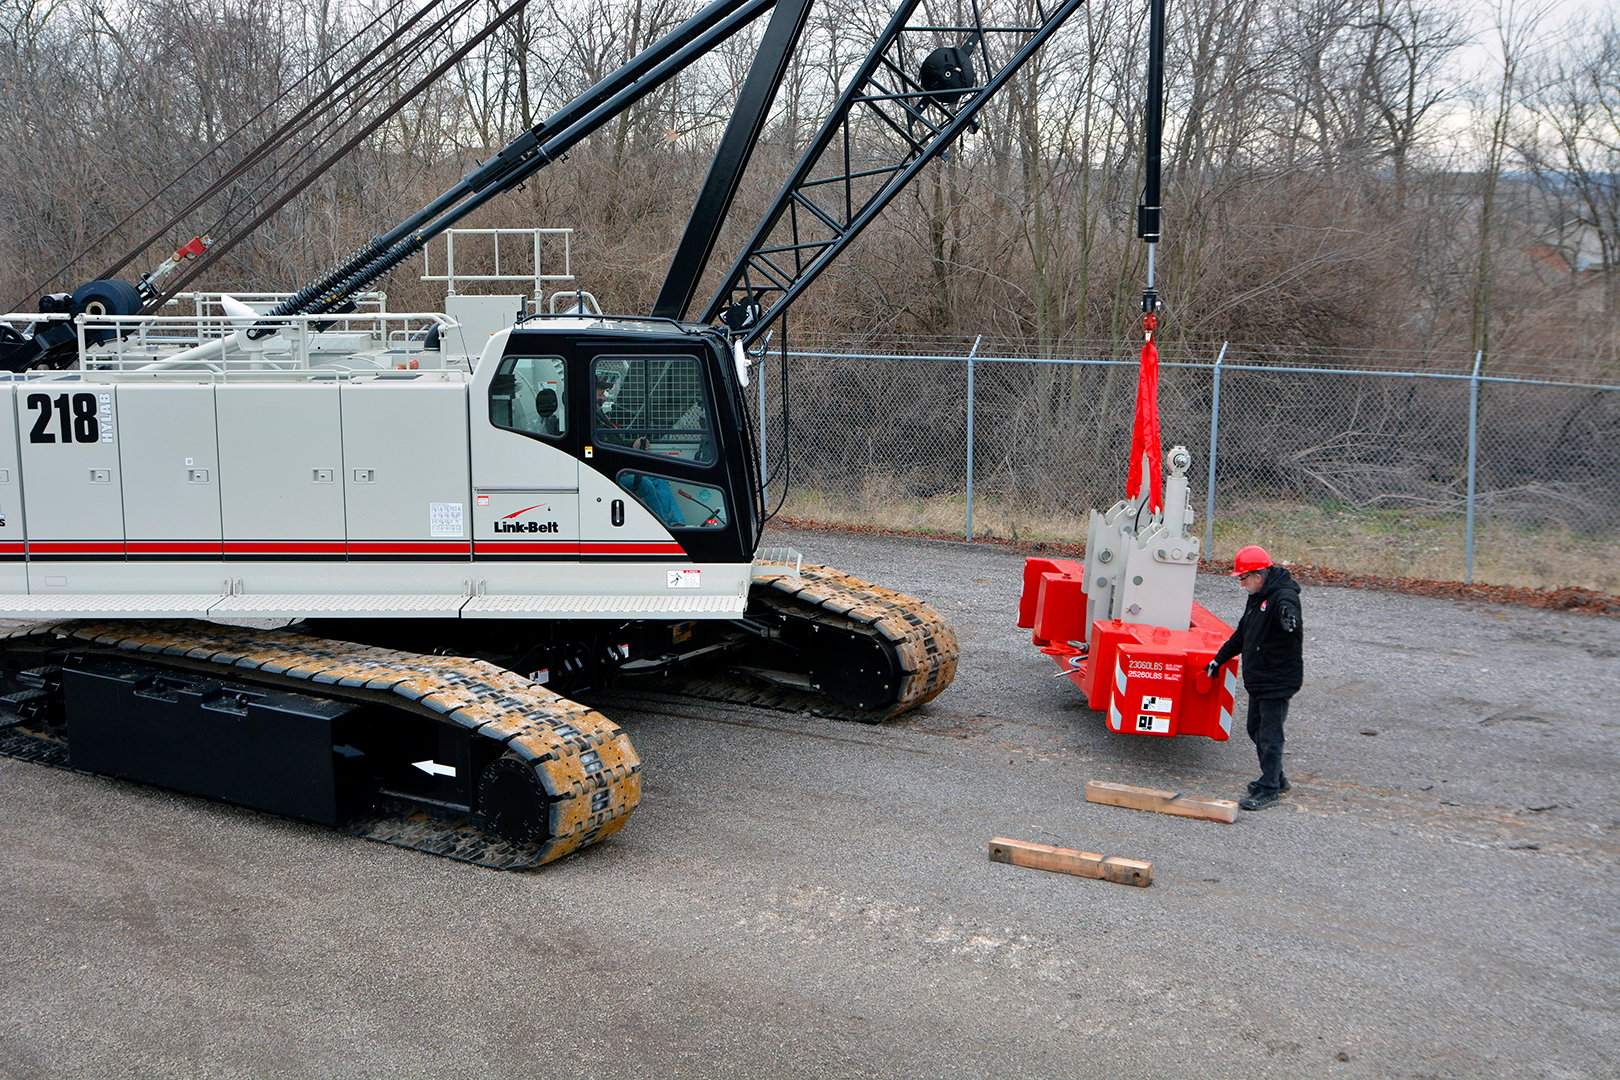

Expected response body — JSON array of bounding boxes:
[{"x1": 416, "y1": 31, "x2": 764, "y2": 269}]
[
  {"x1": 1247, "y1": 776, "x2": 1290, "y2": 796},
  {"x1": 1239, "y1": 792, "x2": 1280, "y2": 811}
]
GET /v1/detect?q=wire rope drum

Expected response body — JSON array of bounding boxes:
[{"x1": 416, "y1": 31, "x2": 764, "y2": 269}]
[{"x1": 70, "y1": 279, "x2": 144, "y2": 345}]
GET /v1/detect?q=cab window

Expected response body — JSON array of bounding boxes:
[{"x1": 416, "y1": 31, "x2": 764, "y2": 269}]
[
  {"x1": 617, "y1": 469, "x2": 730, "y2": 530},
  {"x1": 592, "y1": 354, "x2": 714, "y2": 464},
  {"x1": 490, "y1": 356, "x2": 566, "y2": 438}
]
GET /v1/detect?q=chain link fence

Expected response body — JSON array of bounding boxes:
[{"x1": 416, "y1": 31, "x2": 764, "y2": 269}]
[{"x1": 751, "y1": 336, "x2": 1620, "y2": 593}]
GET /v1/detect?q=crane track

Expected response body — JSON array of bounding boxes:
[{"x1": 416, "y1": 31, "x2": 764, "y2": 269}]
[
  {"x1": 0, "y1": 620, "x2": 640, "y2": 869},
  {"x1": 0, "y1": 565, "x2": 953, "y2": 864},
  {"x1": 672, "y1": 564, "x2": 960, "y2": 721}
]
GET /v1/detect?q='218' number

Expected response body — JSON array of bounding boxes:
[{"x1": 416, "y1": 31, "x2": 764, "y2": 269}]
[{"x1": 26, "y1": 392, "x2": 100, "y2": 444}]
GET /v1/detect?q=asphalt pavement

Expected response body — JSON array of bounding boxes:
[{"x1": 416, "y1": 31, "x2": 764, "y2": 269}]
[{"x1": 2, "y1": 524, "x2": 1615, "y2": 1079}]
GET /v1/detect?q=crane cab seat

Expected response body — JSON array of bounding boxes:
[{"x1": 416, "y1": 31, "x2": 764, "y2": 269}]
[
  {"x1": 534, "y1": 387, "x2": 561, "y2": 436},
  {"x1": 488, "y1": 354, "x2": 567, "y2": 439}
]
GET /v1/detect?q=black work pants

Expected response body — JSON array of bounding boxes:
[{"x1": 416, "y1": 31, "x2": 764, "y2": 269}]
[{"x1": 1246, "y1": 695, "x2": 1290, "y2": 794}]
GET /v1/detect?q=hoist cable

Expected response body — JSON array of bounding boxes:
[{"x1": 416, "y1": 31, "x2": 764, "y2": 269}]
[
  {"x1": 174, "y1": 6, "x2": 471, "y2": 281},
  {"x1": 7, "y1": 0, "x2": 430, "y2": 308},
  {"x1": 156, "y1": 0, "x2": 532, "y2": 305},
  {"x1": 149, "y1": 0, "x2": 488, "y2": 295},
  {"x1": 102, "y1": 0, "x2": 442, "y2": 282}
]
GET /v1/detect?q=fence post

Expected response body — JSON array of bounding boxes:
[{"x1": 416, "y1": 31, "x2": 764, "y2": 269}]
[
  {"x1": 1465, "y1": 349, "x2": 1483, "y2": 583},
  {"x1": 1202, "y1": 341, "x2": 1228, "y2": 560},
  {"x1": 965, "y1": 335, "x2": 982, "y2": 540}
]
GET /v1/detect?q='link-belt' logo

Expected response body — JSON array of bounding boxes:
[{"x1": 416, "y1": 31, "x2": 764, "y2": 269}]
[{"x1": 494, "y1": 504, "x2": 561, "y2": 534}]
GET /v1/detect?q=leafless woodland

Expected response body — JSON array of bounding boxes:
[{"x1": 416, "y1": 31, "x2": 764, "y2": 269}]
[
  {"x1": 0, "y1": 0, "x2": 1616, "y2": 581},
  {"x1": 0, "y1": 0, "x2": 1613, "y2": 353}
]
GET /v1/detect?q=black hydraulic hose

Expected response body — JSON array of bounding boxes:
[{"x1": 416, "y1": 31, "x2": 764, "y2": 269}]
[
  {"x1": 1136, "y1": 0, "x2": 1164, "y2": 251},
  {"x1": 310, "y1": 235, "x2": 427, "y2": 313},
  {"x1": 269, "y1": 237, "x2": 396, "y2": 319}
]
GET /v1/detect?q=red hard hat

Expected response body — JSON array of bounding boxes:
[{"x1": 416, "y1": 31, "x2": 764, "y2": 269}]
[{"x1": 1231, "y1": 545, "x2": 1272, "y2": 576}]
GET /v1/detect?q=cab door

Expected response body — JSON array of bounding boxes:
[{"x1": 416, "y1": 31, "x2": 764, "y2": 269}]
[{"x1": 575, "y1": 343, "x2": 749, "y2": 565}]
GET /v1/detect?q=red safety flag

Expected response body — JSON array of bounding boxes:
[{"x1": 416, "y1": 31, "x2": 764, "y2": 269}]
[{"x1": 1126, "y1": 326, "x2": 1163, "y2": 512}]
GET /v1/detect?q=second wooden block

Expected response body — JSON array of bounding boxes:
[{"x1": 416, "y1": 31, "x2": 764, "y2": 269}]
[{"x1": 1085, "y1": 780, "x2": 1240, "y2": 824}]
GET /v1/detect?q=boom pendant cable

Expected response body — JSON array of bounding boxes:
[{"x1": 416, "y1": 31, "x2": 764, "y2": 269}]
[
  {"x1": 7, "y1": 0, "x2": 432, "y2": 309},
  {"x1": 157, "y1": 0, "x2": 531, "y2": 306},
  {"x1": 173, "y1": 0, "x2": 484, "y2": 284},
  {"x1": 101, "y1": 0, "x2": 442, "y2": 282}
]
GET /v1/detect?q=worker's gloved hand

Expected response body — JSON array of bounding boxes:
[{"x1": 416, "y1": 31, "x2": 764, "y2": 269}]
[{"x1": 1205, "y1": 661, "x2": 1219, "y2": 679}]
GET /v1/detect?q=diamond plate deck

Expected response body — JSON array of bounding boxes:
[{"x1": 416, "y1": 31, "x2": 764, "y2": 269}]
[
  {"x1": 0, "y1": 594, "x2": 225, "y2": 618},
  {"x1": 462, "y1": 593, "x2": 746, "y2": 617},
  {"x1": 208, "y1": 594, "x2": 467, "y2": 617}
]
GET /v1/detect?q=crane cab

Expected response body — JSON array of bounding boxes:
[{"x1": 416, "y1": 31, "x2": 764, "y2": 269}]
[{"x1": 472, "y1": 315, "x2": 763, "y2": 570}]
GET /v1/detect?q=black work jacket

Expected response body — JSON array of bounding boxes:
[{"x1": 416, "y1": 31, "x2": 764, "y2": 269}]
[{"x1": 1213, "y1": 566, "x2": 1304, "y2": 698}]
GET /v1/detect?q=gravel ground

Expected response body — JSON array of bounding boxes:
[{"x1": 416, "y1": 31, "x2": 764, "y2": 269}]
[{"x1": 1, "y1": 524, "x2": 1615, "y2": 1079}]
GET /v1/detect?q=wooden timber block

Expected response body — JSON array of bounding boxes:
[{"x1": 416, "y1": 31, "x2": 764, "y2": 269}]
[
  {"x1": 1084, "y1": 780, "x2": 1239, "y2": 824},
  {"x1": 988, "y1": 837, "x2": 1152, "y2": 887}
]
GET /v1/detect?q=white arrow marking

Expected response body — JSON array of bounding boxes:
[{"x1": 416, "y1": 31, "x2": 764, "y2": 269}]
[{"x1": 412, "y1": 759, "x2": 457, "y2": 778}]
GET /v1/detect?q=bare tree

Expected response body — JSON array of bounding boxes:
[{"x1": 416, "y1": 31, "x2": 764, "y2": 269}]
[
  {"x1": 1462, "y1": 0, "x2": 1556, "y2": 362},
  {"x1": 1357, "y1": 0, "x2": 1467, "y2": 205},
  {"x1": 1520, "y1": 11, "x2": 1620, "y2": 321},
  {"x1": 0, "y1": 0, "x2": 1607, "y2": 370}
]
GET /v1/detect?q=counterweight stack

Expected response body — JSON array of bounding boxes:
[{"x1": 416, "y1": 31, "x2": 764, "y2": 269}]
[{"x1": 1015, "y1": 0, "x2": 1238, "y2": 740}]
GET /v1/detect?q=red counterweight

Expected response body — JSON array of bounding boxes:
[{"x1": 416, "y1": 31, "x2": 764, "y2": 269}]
[{"x1": 1018, "y1": 556, "x2": 1236, "y2": 740}]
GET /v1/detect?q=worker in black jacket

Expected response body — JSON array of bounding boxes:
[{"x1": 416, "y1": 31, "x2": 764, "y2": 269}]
[{"x1": 1207, "y1": 545, "x2": 1303, "y2": 811}]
